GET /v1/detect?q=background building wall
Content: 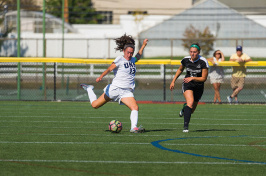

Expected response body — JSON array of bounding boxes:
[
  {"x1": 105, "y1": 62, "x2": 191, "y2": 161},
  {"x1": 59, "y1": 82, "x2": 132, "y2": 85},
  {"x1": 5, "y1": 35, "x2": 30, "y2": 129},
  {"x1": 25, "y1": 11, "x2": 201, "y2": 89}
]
[{"x1": 91, "y1": 0, "x2": 193, "y2": 24}]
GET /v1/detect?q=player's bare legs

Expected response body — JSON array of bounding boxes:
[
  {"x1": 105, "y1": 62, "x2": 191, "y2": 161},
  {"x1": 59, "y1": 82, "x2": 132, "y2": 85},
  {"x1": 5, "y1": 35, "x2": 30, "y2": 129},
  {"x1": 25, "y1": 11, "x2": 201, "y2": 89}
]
[
  {"x1": 121, "y1": 97, "x2": 144, "y2": 133},
  {"x1": 91, "y1": 93, "x2": 111, "y2": 109},
  {"x1": 121, "y1": 97, "x2": 138, "y2": 111},
  {"x1": 182, "y1": 90, "x2": 198, "y2": 132},
  {"x1": 81, "y1": 84, "x2": 111, "y2": 109},
  {"x1": 184, "y1": 90, "x2": 194, "y2": 109}
]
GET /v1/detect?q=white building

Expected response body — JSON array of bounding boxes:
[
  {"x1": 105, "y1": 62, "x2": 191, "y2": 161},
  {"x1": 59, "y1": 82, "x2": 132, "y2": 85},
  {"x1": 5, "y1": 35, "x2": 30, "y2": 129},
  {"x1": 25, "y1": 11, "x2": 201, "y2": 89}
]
[{"x1": 1, "y1": 0, "x2": 266, "y2": 58}]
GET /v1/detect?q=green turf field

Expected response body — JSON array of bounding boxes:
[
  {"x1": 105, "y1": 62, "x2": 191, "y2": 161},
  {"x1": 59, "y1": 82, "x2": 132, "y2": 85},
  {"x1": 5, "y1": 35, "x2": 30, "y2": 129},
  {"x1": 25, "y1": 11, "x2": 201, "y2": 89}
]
[{"x1": 0, "y1": 101, "x2": 265, "y2": 176}]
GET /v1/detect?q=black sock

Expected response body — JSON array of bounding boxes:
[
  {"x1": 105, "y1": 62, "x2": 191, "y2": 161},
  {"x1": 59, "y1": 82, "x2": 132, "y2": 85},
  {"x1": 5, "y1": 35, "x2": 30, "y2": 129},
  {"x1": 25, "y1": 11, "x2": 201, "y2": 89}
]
[{"x1": 184, "y1": 106, "x2": 192, "y2": 129}]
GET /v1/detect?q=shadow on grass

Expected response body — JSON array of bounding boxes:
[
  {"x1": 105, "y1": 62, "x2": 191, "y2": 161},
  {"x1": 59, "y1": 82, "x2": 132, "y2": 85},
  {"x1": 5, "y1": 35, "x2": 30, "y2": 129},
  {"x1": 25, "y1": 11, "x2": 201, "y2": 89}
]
[
  {"x1": 105, "y1": 129, "x2": 175, "y2": 133},
  {"x1": 193, "y1": 129, "x2": 237, "y2": 132},
  {"x1": 144, "y1": 129, "x2": 175, "y2": 133}
]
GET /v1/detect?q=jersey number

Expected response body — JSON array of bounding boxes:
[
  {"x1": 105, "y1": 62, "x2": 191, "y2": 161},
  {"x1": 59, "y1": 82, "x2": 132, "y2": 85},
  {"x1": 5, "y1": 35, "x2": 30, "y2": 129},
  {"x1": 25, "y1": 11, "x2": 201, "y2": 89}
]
[{"x1": 130, "y1": 68, "x2": 136, "y2": 74}]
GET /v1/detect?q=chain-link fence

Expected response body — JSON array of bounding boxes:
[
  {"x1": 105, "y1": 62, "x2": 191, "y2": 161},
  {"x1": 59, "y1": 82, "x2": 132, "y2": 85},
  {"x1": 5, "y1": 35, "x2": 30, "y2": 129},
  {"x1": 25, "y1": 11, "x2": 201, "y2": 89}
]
[{"x1": 1, "y1": 61, "x2": 266, "y2": 104}]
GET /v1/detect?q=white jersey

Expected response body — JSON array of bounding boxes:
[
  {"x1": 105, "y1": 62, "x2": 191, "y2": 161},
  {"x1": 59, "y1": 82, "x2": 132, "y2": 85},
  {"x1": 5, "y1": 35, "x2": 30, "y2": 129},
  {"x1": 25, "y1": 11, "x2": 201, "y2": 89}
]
[{"x1": 111, "y1": 55, "x2": 138, "y2": 89}]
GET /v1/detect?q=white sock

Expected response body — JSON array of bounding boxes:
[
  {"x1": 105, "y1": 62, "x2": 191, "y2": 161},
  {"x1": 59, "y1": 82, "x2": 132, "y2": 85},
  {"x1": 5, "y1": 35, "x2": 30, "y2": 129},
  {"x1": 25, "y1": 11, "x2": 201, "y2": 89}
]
[
  {"x1": 86, "y1": 88, "x2": 97, "y2": 104},
  {"x1": 130, "y1": 110, "x2": 138, "y2": 129}
]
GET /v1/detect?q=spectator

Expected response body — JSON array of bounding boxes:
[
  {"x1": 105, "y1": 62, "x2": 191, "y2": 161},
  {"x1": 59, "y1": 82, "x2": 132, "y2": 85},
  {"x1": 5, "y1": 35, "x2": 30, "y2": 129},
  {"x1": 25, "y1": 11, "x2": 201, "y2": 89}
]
[
  {"x1": 207, "y1": 50, "x2": 225, "y2": 104},
  {"x1": 227, "y1": 45, "x2": 252, "y2": 104}
]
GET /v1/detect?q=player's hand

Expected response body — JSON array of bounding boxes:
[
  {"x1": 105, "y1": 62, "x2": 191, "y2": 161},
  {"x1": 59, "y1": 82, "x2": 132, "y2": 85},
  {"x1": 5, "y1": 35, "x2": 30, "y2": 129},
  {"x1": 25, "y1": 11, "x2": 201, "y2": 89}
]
[
  {"x1": 96, "y1": 77, "x2": 102, "y2": 82},
  {"x1": 143, "y1": 39, "x2": 148, "y2": 46},
  {"x1": 170, "y1": 82, "x2": 175, "y2": 91},
  {"x1": 183, "y1": 77, "x2": 193, "y2": 83}
]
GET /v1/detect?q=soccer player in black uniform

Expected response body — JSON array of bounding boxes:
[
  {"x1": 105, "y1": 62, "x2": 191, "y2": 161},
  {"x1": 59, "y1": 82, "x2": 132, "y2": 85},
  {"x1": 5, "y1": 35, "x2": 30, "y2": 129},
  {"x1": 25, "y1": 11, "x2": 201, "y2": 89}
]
[{"x1": 170, "y1": 43, "x2": 209, "y2": 132}]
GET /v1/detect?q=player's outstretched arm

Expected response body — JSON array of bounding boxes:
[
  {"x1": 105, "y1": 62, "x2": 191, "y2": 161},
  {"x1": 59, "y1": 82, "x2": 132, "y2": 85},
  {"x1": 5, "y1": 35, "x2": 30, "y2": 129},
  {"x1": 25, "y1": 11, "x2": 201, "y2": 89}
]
[
  {"x1": 170, "y1": 65, "x2": 184, "y2": 91},
  {"x1": 96, "y1": 63, "x2": 117, "y2": 82},
  {"x1": 135, "y1": 39, "x2": 148, "y2": 61}
]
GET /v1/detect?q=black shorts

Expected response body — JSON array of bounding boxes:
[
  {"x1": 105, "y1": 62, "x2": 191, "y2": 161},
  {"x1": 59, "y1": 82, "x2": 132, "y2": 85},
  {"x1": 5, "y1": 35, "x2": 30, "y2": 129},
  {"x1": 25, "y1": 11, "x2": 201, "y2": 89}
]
[{"x1": 182, "y1": 82, "x2": 204, "y2": 102}]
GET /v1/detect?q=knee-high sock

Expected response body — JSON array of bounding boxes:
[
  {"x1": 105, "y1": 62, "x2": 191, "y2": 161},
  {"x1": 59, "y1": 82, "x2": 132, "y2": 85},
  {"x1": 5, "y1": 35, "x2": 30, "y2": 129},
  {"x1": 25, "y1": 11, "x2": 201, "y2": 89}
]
[
  {"x1": 130, "y1": 110, "x2": 138, "y2": 129},
  {"x1": 86, "y1": 88, "x2": 97, "y2": 104},
  {"x1": 184, "y1": 106, "x2": 192, "y2": 128}
]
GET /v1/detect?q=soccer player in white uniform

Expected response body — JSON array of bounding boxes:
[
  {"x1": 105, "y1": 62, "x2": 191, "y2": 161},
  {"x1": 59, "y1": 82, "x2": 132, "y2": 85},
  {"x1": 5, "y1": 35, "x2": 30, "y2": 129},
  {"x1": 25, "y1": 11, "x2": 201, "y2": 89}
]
[{"x1": 81, "y1": 34, "x2": 148, "y2": 133}]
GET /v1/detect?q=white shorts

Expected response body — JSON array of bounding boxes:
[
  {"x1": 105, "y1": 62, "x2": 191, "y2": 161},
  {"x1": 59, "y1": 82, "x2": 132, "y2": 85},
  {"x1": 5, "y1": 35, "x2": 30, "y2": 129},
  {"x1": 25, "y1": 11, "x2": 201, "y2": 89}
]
[
  {"x1": 104, "y1": 84, "x2": 134, "y2": 104},
  {"x1": 210, "y1": 75, "x2": 224, "y2": 84}
]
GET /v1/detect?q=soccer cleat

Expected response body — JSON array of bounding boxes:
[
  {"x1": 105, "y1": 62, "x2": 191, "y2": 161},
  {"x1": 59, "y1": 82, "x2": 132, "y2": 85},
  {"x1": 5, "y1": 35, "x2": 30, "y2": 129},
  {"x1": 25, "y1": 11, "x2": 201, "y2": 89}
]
[
  {"x1": 179, "y1": 109, "x2": 184, "y2": 117},
  {"x1": 183, "y1": 127, "x2": 189, "y2": 133},
  {"x1": 179, "y1": 103, "x2": 187, "y2": 117},
  {"x1": 130, "y1": 125, "x2": 145, "y2": 133},
  {"x1": 227, "y1": 96, "x2": 232, "y2": 104},
  {"x1": 80, "y1": 84, "x2": 94, "y2": 91}
]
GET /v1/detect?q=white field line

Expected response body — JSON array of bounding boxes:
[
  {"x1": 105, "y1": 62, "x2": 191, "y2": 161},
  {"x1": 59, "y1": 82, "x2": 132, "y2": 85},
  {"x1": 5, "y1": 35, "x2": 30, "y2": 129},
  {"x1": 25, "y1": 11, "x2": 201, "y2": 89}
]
[
  {"x1": 0, "y1": 133, "x2": 175, "y2": 137},
  {"x1": 0, "y1": 108, "x2": 127, "y2": 112},
  {"x1": 2, "y1": 112, "x2": 265, "y2": 117},
  {"x1": 0, "y1": 159, "x2": 264, "y2": 165},
  {"x1": 0, "y1": 126, "x2": 101, "y2": 129},
  {"x1": 0, "y1": 141, "x2": 265, "y2": 147},
  {"x1": 1, "y1": 116, "x2": 266, "y2": 121},
  {"x1": 2, "y1": 107, "x2": 266, "y2": 112},
  {"x1": 1, "y1": 110, "x2": 266, "y2": 116},
  {"x1": 0, "y1": 116, "x2": 125, "y2": 119},
  {"x1": 1, "y1": 126, "x2": 265, "y2": 132},
  {"x1": 2, "y1": 105, "x2": 266, "y2": 110},
  {"x1": 0, "y1": 133, "x2": 265, "y2": 138},
  {"x1": 1, "y1": 111, "x2": 266, "y2": 116},
  {"x1": 1, "y1": 120, "x2": 266, "y2": 126}
]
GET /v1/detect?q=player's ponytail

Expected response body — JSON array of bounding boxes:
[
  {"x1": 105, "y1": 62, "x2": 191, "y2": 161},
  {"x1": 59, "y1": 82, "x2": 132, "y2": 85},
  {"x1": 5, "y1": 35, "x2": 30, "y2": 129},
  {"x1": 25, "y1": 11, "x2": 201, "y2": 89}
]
[{"x1": 114, "y1": 34, "x2": 135, "y2": 52}]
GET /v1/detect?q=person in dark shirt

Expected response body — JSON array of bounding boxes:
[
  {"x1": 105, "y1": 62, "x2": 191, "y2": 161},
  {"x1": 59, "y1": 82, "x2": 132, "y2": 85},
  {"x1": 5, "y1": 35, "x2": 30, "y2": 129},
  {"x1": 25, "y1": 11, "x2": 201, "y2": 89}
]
[{"x1": 170, "y1": 43, "x2": 209, "y2": 132}]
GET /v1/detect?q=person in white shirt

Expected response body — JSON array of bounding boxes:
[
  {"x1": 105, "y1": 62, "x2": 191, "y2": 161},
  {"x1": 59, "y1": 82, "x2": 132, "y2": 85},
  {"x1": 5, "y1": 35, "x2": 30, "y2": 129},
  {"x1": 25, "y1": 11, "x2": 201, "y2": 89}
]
[
  {"x1": 81, "y1": 34, "x2": 148, "y2": 133},
  {"x1": 207, "y1": 50, "x2": 225, "y2": 104}
]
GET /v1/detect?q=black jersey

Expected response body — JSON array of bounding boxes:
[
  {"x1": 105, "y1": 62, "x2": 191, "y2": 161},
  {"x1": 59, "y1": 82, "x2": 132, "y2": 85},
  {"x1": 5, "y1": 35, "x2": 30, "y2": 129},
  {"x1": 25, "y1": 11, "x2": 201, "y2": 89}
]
[{"x1": 181, "y1": 55, "x2": 209, "y2": 86}]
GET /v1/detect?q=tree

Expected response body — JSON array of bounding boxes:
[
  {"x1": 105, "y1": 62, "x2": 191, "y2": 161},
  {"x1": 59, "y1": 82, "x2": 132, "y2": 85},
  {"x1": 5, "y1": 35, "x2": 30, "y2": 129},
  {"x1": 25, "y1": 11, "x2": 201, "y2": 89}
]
[
  {"x1": 0, "y1": 18, "x2": 10, "y2": 51},
  {"x1": 0, "y1": 0, "x2": 41, "y2": 11},
  {"x1": 0, "y1": 1, "x2": 13, "y2": 52},
  {"x1": 182, "y1": 25, "x2": 215, "y2": 56},
  {"x1": 46, "y1": 0, "x2": 103, "y2": 24}
]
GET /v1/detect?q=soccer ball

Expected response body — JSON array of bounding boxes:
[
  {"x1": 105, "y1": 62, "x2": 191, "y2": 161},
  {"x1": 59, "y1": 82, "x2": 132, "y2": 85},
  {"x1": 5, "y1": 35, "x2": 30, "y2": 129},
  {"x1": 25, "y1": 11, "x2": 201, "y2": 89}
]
[{"x1": 109, "y1": 120, "x2": 122, "y2": 133}]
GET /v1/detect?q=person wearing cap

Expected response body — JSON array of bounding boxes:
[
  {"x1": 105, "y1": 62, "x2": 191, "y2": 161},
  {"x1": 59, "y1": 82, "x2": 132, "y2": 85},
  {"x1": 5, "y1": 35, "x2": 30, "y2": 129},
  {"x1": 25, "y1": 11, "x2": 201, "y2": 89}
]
[
  {"x1": 227, "y1": 45, "x2": 252, "y2": 104},
  {"x1": 170, "y1": 43, "x2": 209, "y2": 132}
]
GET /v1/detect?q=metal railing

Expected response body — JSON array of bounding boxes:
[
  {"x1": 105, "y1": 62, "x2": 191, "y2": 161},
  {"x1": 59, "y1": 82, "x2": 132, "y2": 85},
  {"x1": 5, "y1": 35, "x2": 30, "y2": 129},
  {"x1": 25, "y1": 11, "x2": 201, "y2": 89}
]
[{"x1": 1, "y1": 58, "x2": 266, "y2": 104}]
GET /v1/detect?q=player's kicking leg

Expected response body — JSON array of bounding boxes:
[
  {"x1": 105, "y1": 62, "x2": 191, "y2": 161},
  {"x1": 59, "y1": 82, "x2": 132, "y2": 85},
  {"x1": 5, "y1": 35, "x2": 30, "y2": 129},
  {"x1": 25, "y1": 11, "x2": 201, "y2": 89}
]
[{"x1": 80, "y1": 83, "x2": 110, "y2": 109}]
